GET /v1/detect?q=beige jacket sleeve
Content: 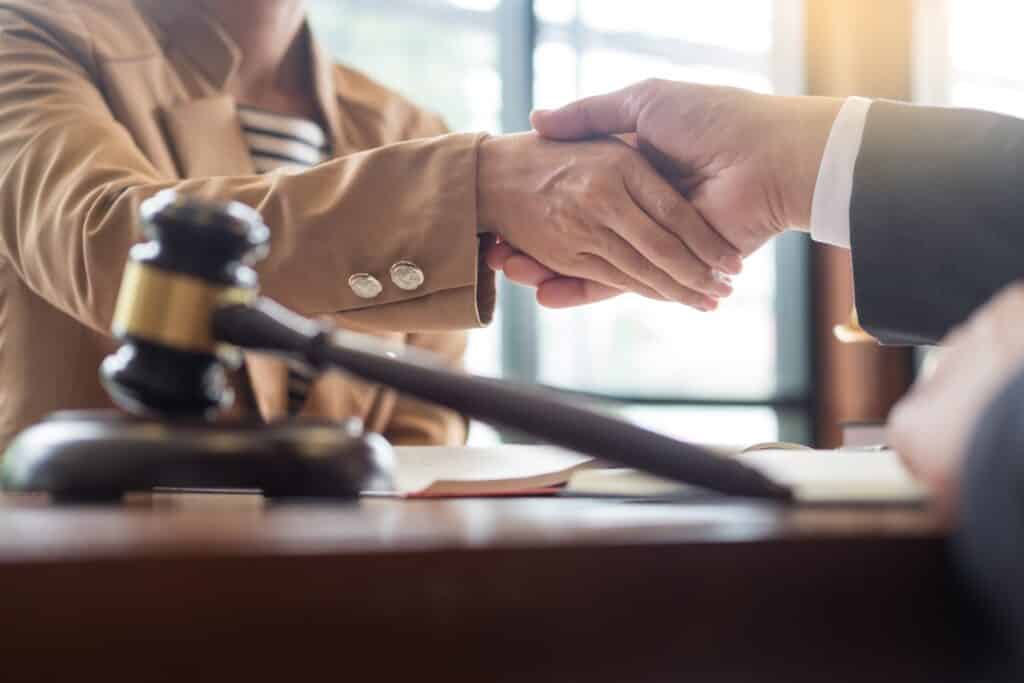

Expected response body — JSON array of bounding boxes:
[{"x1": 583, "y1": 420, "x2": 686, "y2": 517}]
[
  {"x1": 0, "y1": 6, "x2": 494, "y2": 336},
  {"x1": 370, "y1": 98, "x2": 473, "y2": 446}
]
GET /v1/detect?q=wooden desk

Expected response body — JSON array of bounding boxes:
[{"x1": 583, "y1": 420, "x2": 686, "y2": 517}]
[{"x1": 0, "y1": 496, "x2": 960, "y2": 682}]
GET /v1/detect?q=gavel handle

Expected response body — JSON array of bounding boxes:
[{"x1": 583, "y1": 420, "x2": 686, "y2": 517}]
[{"x1": 212, "y1": 299, "x2": 793, "y2": 502}]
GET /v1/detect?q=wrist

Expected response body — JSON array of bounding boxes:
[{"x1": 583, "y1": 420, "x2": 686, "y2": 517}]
[
  {"x1": 777, "y1": 96, "x2": 844, "y2": 230},
  {"x1": 476, "y1": 135, "x2": 512, "y2": 234}
]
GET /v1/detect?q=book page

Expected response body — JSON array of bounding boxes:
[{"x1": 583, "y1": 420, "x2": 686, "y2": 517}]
[
  {"x1": 735, "y1": 449, "x2": 927, "y2": 503},
  {"x1": 568, "y1": 449, "x2": 927, "y2": 504},
  {"x1": 390, "y1": 446, "x2": 594, "y2": 496}
]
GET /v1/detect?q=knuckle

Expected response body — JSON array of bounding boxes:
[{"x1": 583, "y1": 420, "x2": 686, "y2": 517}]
[
  {"x1": 580, "y1": 231, "x2": 610, "y2": 264},
  {"x1": 634, "y1": 260, "x2": 664, "y2": 288},
  {"x1": 546, "y1": 247, "x2": 577, "y2": 274},
  {"x1": 647, "y1": 232, "x2": 681, "y2": 262},
  {"x1": 653, "y1": 234, "x2": 695, "y2": 267},
  {"x1": 656, "y1": 193, "x2": 689, "y2": 229},
  {"x1": 616, "y1": 252, "x2": 662, "y2": 290},
  {"x1": 569, "y1": 251, "x2": 599, "y2": 274},
  {"x1": 638, "y1": 78, "x2": 666, "y2": 98},
  {"x1": 567, "y1": 251, "x2": 588, "y2": 266},
  {"x1": 580, "y1": 173, "x2": 613, "y2": 199},
  {"x1": 697, "y1": 267, "x2": 724, "y2": 290},
  {"x1": 592, "y1": 264, "x2": 633, "y2": 291},
  {"x1": 665, "y1": 254, "x2": 713, "y2": 291}
]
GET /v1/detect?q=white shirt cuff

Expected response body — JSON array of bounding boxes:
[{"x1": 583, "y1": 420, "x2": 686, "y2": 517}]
[{"x1": 809, "y1": 97, "x2": 872, "y2": 250}]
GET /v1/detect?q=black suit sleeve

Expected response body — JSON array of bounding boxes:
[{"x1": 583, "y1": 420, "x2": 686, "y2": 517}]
[
  {"x1": 957, "y1": 366, "x2": 1024, "y2": 682},
  {"x1": 851, "y1": 101, "x2": 1024, "y2": 345}
]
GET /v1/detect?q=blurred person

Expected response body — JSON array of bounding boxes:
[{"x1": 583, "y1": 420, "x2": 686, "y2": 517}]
[
  {"x1": 889, "y1": 284, "x2": 1024, "y2": 683},
  {"x1": 0, "y1": 2, "x2": 740, "y2": 447}
]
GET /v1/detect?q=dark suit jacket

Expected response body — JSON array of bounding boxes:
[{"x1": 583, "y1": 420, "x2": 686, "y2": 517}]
[
  {"x1": 849, "y1": 101, "x2": 1024, "y2": 680},
  {"x1": 851, "y1": 101, "x2": 1024, "y2": 345},
  {"x1": 958, "y1": 367, "x2": 1024, "y2": 683}
]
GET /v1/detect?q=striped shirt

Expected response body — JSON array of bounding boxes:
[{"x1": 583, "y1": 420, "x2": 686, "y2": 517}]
[
  {"x1": 239, "y1": 106, "x2": 331, "y2": 415},
  {"x1": 239, "y1": 105, "x2": 330, "y2": 173}
]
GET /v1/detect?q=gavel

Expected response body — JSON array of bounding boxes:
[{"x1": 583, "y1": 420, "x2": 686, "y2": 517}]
[{"x1": 2, "y1": 191, "x2": 792, "y2": 502}]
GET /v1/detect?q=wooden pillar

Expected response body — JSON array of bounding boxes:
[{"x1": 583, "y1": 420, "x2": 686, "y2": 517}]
[{"x1": 805, "y1": 0, "x2": 916, "y2": 447}]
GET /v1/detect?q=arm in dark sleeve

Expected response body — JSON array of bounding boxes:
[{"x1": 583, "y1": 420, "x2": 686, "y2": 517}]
[
  {"x1": 956, "y1": 366, "x2": 1024, "y2": 682},
  {"x1": 851, "y1": 101, "x2": 1024, "y2": 345}
]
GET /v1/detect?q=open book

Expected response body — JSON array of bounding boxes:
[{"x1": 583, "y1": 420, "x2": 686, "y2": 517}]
[
  {"x1": 377, "y1": 445, "x2": 927, "y2": 504},
  {"x1": 567, "y1": 447, "x2": 927, "y2": 504},
  {"x1": 382, "y1": 446, "x2": 594, "y2": 498}
]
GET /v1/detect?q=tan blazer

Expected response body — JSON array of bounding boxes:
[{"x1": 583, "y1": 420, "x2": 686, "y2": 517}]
[{"x1": 0, "y1": 0, "x2": 497, "y2": 448}]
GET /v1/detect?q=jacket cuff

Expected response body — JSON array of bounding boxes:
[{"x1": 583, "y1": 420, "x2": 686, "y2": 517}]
[
  {"x1": 257, "y1": 131, "x2": 493, "y2": 330},
  {"x1": 340, "y1": 239, "x2": 495, "y2": 332}
]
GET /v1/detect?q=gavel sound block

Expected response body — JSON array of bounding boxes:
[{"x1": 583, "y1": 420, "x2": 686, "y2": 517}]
[{"x1": 1, "y1": 192, "x2": 792, "y2": 503}]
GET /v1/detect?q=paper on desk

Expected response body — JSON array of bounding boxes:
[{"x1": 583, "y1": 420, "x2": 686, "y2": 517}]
[
  {"x1": 376, "y1": 445, "x2": 594, "y2": 498},
  {"x1": 567, "y1": 448, "x2": 928, "y2": 504}
]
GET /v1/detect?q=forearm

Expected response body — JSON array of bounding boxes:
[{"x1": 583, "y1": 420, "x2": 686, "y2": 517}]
[{"x1": 2, "y1": 128, "x2": 493, "y2": 332}]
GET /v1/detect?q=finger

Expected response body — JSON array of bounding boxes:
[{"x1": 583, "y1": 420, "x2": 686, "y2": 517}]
[
  {"x1": 536, "y1": 277, "x2": 624, "y2": 308},
  {"x1": 531, "y1": 81, "x2": 653, "y2": 140},
  {"x1": 626, "y1": 168, "x2": 744, "y2": 275},
  {"x1": 485, "y1": 242, "x2": 517, "y2": 271},
  {"x1": 566, "y1": 251, "x2": 668, "y2": 302},
  {"x1": 502, "y1": 251, "x2": 666, "y2": 304},
  {"x1": 503, "y1": 253, "x2": 560, "y2": 287},
  {"x1": 576, "y1": 249, "x2": 716, "y2": 311},
  {"x1": 604, "y1": 198, "x2": 734, "y2": 302}
]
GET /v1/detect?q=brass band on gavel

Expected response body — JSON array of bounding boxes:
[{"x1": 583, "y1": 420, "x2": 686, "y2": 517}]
[{"x1": 111, "y1": 262, "x2": 257, "y2": 354}]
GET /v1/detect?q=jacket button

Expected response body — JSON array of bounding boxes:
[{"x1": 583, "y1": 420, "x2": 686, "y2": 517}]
[
  {"x1": 348, "y1": 273, "x2": 383, "y2": 299},
  {"x1": 390, "y1": 261, "x2": 425, "y2": 291}
]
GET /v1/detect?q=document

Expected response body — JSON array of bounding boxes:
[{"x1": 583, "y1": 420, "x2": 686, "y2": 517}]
[
  {"x1": 382, "y1": 445, "x2": 594, "y2": 498},
  {"x1": 567, "y1": 448, "x2": 927, "y2": 504},
  {"x1": 375, "y1": 445, "x2": 927, "y2": 504}
]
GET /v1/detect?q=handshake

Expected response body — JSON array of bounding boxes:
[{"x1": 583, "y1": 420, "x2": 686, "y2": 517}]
[{"x1": 478, "y1": 79, "x2": 841, "y2": 310}]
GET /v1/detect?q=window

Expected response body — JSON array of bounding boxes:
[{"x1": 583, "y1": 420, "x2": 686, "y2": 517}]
[
  {"x1": 308, "y1": 0, "x2": 810, "y2": 446},
  {"x1": 308, "y1": 0, "x2": 502, "y2": 132},
  {"x1": 916, "y1": 0, "x2": 1024, "y2": 118}
]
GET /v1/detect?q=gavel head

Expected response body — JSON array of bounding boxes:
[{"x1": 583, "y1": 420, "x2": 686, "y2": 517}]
[{"x1": 100, "y1": 191, "x2": 270, "y2": 419}]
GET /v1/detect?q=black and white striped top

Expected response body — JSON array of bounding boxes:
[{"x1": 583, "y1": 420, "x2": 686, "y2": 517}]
[
  {"x1": 239, "y1": 105, "x2": 330, "y2": 174},
  {"x1": 239, "y1": 106, "x2": 331, "y2": 415}
]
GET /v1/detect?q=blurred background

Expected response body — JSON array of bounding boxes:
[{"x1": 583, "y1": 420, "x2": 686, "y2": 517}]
[{"x1": 305, "y1": 0, "x2": 1023, "y2": 448}]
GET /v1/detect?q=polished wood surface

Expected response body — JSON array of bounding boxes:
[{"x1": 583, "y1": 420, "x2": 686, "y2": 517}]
[{"x1": 0, "y1": 495, "x2": 960, "y2": 683}]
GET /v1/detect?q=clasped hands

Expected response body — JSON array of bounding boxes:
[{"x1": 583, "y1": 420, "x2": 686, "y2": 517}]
[{"x1": 480, "y1": 79, "x2": 839, "y2": 310}]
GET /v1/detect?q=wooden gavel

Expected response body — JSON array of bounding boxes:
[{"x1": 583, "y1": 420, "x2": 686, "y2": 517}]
[{"x1": 3, "y1": 192, "x2": 792, "y2": 502}]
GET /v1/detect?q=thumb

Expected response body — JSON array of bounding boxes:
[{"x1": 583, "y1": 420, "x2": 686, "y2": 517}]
[{"x1": 531, "y1": 82, "x2": 649, "y2": 140}]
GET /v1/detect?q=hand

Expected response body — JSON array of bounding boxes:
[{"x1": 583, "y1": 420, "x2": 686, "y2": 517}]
[
  {"x1": 496, "y1": 79, "x2": 842, "y2": 307},
  {"x1": 485, "y1": 238, "x2": 624, "y2": 308},
  {"x1": 478, "y1": 132, "x2": 743, "y2": 311},
  {"x1": 888, "y1": 283, "x2": 1024, "y2": 516}
]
